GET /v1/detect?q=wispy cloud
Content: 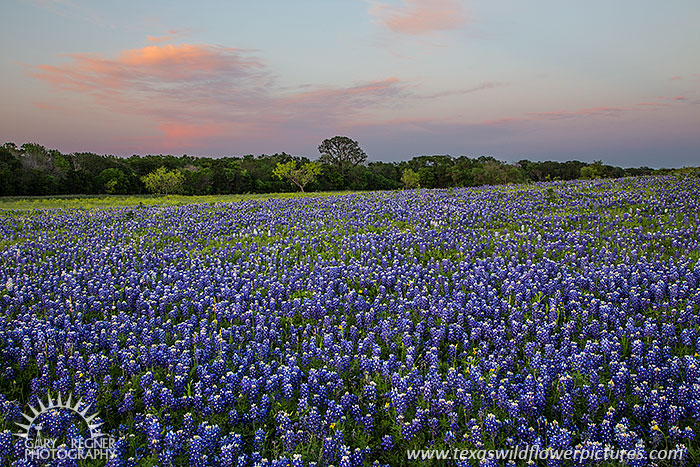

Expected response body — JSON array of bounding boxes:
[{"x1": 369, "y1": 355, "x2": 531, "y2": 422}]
[
  {"x1": 146, "y1": 29, "x2": 192, "y2": 44},
  {"x1": 31, "y1": 43, "x2": 272, "y2": 134},
  {"x1": 419, "y1": 81, "x2": 504, "y2": 99},
  {"x1": 277, "y1": 77, "x2": 409, "y2": 121},
  {"x1": 34, "y1": 43, "x2": 266, "y2": 94},
  {"x1": 671, "y1": 74, "x2": 700, "y2": 81},
  {"x1": 31, "y1": 41, "x2": 411, "y2": 150},
  {"x1": 356, "y1": 97, "x2": 690, "y2": 135},
  {"x1": 526, "y1": 106, "x2": 628, "y2": 120},
  {"x1": 368, "y1": 0, "x2": 468, "y2": 35},
  {"x1": 524, "y1": 97, "x2": 694, "y2": 121},
  {"x1": 34, "y1": 37, "x2": 688, "y2": 155}
]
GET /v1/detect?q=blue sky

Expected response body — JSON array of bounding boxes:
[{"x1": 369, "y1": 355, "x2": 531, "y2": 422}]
[{"x1": 1, "y1": 0, "x2": 699, "y2": 166}]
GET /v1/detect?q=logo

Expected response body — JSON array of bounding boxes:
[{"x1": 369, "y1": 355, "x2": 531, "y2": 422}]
[{"x1": 13, "y1": 393, "x2": 116, "y2": 462}]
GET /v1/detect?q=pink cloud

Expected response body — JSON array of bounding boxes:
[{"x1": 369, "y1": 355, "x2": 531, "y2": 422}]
[
  {"x1": 478, "y1": 117, "x2": 524, "y2": 126},
  {"x1": 146, "y1": 29, "x2": 191, "y2": 44},
  {"x1": 484, "y1": 98, "x2": 687, "y2": 126},
  {"x1": 34, "y1": 43, "x2": 265, "y2": 92},
  {"x1": 283, "y1": 77, "x2": 402, "y2": 103},
  {"x1": 33, "y1": 101, "x2": 59, "y2": 111},
  {"x1": 32, "y1": 38, "x2": 695, "y2": 156},
  {"x1": 156, "y1": 123, "x2": 228, "y2": 149},
  {"x1": 31, "y1": 41, "x2": 412, "y2": 152},
  {"x1": 278, "y1": 77, "x2": 407, "y2": 120},
  {"x1": 32, "y1": 43, "x2": 271, "y2": 127},
  {"x1": 348, "y1": 115, "x2": 527, "y2": 136},
  {"x1": 117, "y1": 44, "x2": 263, "y2": 79},
  {"x1": 369, "y1": 0, "x2": 468, "y2": 35}
]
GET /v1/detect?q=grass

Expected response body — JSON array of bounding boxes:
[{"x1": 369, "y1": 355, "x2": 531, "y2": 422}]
[{"x1": 0, "y1": 191, "x2": 363, "y2": 210}]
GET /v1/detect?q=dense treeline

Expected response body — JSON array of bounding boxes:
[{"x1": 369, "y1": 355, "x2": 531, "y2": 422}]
[{"x1": 0, "y1": 141, "x2": 686, "y2": 196}]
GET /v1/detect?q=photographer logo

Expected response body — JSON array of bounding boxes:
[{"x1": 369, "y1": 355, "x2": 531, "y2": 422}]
[{"x1": 13, "y1": 393, "x2": 115, "y2": 461}]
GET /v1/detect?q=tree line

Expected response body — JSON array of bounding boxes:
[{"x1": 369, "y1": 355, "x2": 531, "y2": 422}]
[{"x1": 0, "y1": 138, "x2": 686, "y2": 197}]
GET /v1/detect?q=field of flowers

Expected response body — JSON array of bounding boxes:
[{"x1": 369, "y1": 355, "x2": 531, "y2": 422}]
[{"x1": 1, "y1": 176, "x2": 699, "y2": 466}]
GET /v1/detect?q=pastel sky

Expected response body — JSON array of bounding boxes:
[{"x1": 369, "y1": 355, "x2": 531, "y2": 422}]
[{"x1": 1, "y1": 0, "x2": 699, "y2": 166}]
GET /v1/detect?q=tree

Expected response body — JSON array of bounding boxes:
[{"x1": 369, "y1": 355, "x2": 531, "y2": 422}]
[
  {"x1": 401, "y1": 168, "x2": 420, "y2": 189},
  {"x1": 0, "y1": 147, "x2": 22, "y2": 196},
  {"x1": 181, "y1": 165, "x2": 213, "y2": 195},
  {"x1": 141, "y1": 166, "x2": 185, "y2": 195},
  {"x1": 209, "y1": 159, "x2": 250, "y2": 194},
  {"x1": 318, "y1": 136, "x2": 367, "y2": 177},
  {"x1": 273, "y1": 161, "x2": 321, "y2": 193},
  {"x1": 580, "y1": 160, "x2": 605, "y2": 180},
  {"x1": 97, "y1": 168, "x2": 130, "y2": 194},
  {"x1": 408, "y1": 155, "x2": 454, "y2": 188}
]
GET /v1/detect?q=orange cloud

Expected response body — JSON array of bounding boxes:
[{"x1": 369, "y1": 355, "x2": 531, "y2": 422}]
[
  {"x1": 369, "y1": 0, "x2": 468, "y2": 35},
  {"x1": 146, "y1": 29, "x2": 190, "y2": 44},
  {"x1": 34, "y1": 43, "x2": 264, "y2": 92},
  {"x1": 31, "y1": 41, "x2": 412, "y2": 151},
  {"x1": 33, "y1": 101, "x2": 59, "y2": 111}
]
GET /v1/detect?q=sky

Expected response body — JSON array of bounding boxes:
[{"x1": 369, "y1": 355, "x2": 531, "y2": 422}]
[{"x1": 1, "y1": 1, "x2": 699, "y2": 166}]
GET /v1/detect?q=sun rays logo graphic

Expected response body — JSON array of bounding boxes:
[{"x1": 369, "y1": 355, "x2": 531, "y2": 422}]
[
  {"x1": 13, "y1": 393, "x2": 116, "y2": 461},
  {"x1": 13, "y1": 393, "x2": 104, "y2": 440}
]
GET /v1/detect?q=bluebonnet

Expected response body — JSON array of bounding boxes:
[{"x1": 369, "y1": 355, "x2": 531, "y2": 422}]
[{"x1": 0, "y1": 177, "x2": 699, "y2": 464}]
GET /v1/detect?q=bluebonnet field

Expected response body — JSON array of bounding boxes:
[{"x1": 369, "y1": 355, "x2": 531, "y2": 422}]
[{"x1": 0, "y1": 176, "x2": 699, "y2": 466}]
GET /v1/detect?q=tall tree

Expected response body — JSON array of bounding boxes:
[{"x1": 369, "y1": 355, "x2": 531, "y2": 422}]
[
  {"x1": 273, "y1": 161, "x2": 321, "y2": 193},
  {"x1": 401, "y1": 168, "x2": 420, "y2": 189},
  {"x1": 318, "y1": 136, "x2": 367, "y2": 178},
  {"x1": 580, "y1": 160, "x2": 606, "y2": 179},
  {"x1": 141, "y1": 167, "x2": 185, "y2": 195},
  {"x1": 97, "y1": 168, "x2": 130, "y2": 194}
]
